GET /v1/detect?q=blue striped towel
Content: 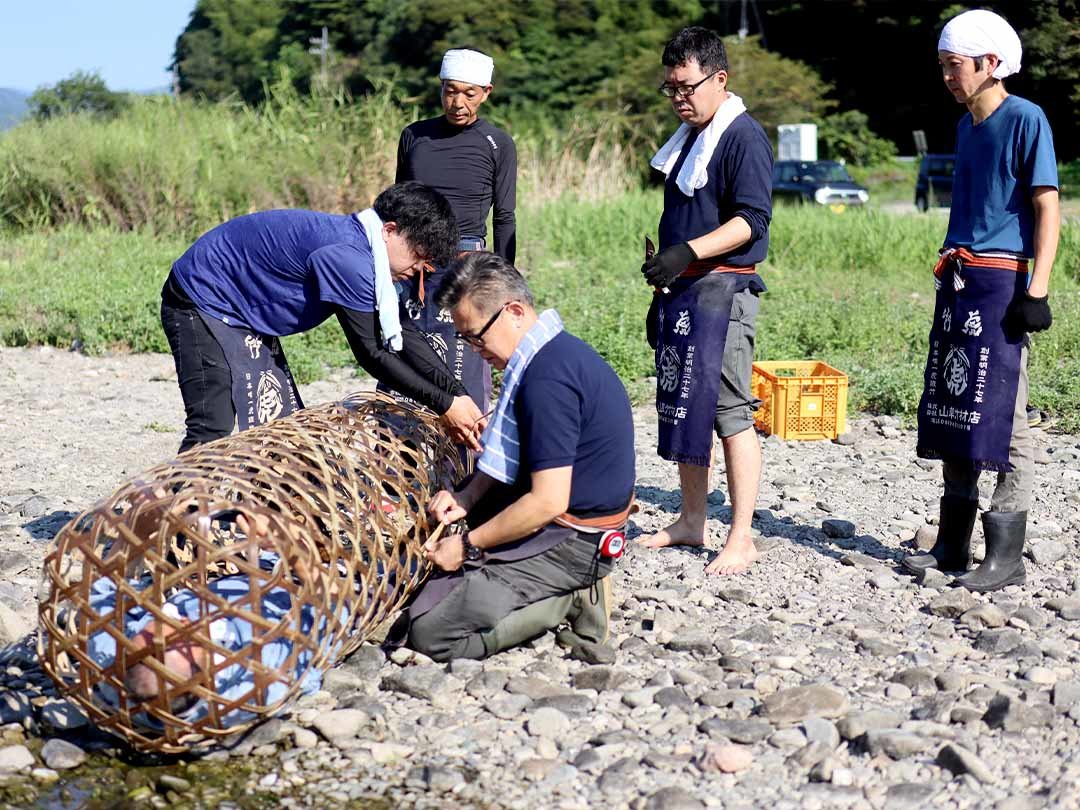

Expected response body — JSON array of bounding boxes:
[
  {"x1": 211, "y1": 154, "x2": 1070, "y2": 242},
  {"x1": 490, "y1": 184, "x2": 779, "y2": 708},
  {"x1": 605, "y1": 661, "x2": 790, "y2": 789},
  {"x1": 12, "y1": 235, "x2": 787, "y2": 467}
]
[{"x1": 477, "y1": 309, "x2": 564, "y2": 483}]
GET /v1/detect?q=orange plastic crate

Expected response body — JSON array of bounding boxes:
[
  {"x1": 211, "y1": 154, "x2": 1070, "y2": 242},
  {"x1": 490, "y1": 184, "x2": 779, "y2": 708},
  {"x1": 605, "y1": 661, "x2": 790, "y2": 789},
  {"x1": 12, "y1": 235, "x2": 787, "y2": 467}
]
[{"x1": 751, "y1": 360, "x2": 848, "y2": 440}]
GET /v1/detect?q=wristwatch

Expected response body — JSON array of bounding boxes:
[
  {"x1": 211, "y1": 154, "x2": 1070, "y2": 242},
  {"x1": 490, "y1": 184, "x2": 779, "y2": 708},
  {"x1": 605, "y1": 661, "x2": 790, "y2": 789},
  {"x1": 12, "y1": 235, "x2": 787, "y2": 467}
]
[{"x1": 460, "y1": 531, "x2": 484, "y2": 562}]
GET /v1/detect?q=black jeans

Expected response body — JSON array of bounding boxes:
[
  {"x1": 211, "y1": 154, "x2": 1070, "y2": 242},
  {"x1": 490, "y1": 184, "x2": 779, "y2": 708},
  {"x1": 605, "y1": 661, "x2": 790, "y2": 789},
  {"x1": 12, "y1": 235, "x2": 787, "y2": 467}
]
[{"x1": 160, "y1": 294, "x2": 235, "y2": 453}]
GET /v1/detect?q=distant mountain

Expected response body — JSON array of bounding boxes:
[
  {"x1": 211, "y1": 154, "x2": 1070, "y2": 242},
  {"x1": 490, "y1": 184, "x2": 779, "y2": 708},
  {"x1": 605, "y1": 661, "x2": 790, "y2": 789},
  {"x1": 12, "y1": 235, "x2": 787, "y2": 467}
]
[{"x1": 0, "y1": 88, "x2": 29, "y2": 130}]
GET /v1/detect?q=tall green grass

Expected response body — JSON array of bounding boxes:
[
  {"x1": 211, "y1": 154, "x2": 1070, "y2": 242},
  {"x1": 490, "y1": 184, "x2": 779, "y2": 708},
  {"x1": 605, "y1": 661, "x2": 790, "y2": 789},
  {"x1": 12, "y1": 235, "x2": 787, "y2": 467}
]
[
  {"x1": 3, "y1": 202, "x2": 1077, "y2": 426},
  {"x1": 0, "y1": 85, "x2": 636, "y2": 235}
]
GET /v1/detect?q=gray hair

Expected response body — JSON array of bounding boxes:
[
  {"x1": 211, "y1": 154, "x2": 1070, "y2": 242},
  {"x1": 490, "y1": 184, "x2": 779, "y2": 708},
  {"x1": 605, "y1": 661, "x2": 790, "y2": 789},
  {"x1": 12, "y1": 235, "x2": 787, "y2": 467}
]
[{"x1": 435, "y1": 252, "x2": 535, "y2": 316}]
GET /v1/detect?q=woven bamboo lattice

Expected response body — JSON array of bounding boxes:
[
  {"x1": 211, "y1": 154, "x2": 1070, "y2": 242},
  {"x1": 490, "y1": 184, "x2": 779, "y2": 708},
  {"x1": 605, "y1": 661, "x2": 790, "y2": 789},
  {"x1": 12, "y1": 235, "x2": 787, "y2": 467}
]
[{"x1": 39, "y1": 393, "x2": 466, "y2": 753}]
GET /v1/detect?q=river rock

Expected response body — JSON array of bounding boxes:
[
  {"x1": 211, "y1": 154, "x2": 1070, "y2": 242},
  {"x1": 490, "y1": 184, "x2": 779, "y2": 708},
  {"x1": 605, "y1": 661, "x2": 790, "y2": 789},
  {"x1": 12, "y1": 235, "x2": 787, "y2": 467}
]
[
  {"x1": 40, "y1": 739, "x2": 86, "y2": 770},
  {"x1": 697, "y1": 717, "x2": 773, "y2": 744},
  {"x1": 310, "y1": 709, "x2": 370, "y2": 745},
  {"x1": 1052, "y1": 680, "x2": 1080, "y2": 710},
  {"x1": 526, "y1": 706, "x2": 570, "y2": 738},
  {"x1": 703, "y1": 743, "x2": 753, "y2": 773},
  {"x1": 569, "y1": 641, "x2": 616, "y2": 665},
  {"x1": 928, "y1": 590, "x2": 980, "y2": 618},
  {"x1": 837, "y1": 709, "x2": 905, "y2": 741},
  {"x1": 533, "y1": 693, "x2": 594, "y2": 717},
  {"x1": 961, "y1": 604, "x2": 1008, "y2": 629},
  {"x1": 802, "y1": 717, "x2": 840, "y2": 749},
  {"x1": 573, "y1": 666, "x2": 630, "y2": 692},
  {"x1": 914, "y1": 525, "x2": 938, "y2": 551},
  {"x1": 863, "y1": 730, "x2": 934, "y2": 759},
  {"x1": 485, "y1": 693, "x2": 531, "y2": 720},
  {"x1": 917, "y1": 567, "x2": 950, "y2": 589},
  {"x1": 1045, "y1": 598, "x2": 1080, "y2": 620},
  {"x1": 886, "y1": 782, "x2": 940, "y2": 805},
  {"x1": 645, "y1": 786, "x2": 705, "y2": 810},
  {"x1": 890, "y1": 668, "x2": 937, "y2": 695},
  {"x1": 983, "y1": 695, "x2": 1054, "y2": 731},
  {"x1": 762, "y1": 685, "x2": 849, "y2": 724},
  {"x1": 0, "y1": 744, "x2": 34, "y2": 773},
  {"x1": 975, "y1": 628, "x2": 1022, "y2": 655},
  {"x1": 936, "y1": 743, "x2": 995, "y2": 784},
  {"x1": 822, "y1": 519, "x2": 856, "y2": 539},
  {"x1": 380, "y1": 666, "x2": 462, "y2": 707},
  {"x1": 1028, "y1": 540, "x2": 1067, "y2": 566}
]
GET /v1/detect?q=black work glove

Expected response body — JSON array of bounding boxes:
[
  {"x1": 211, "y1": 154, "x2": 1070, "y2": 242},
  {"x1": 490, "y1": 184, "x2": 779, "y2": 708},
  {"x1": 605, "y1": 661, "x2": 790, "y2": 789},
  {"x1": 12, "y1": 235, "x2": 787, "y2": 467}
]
[
  {"x1": 646, "y1": 296, "x2": 660, "y2": 349},
  {"x1": 641, "y1": 242, "x2": 696, "y2": 288},
  {"x1": 1005, "y1": 291, "x2": 1053, "y2": 334}
]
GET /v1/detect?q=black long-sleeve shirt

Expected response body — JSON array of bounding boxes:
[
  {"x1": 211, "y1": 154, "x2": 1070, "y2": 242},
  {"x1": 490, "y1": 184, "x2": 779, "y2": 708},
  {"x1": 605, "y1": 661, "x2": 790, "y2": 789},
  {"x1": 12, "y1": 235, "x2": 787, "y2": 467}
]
[
  {"x1": 396, "y1": 116, "x2": 517, "y2": 262},
  {"x1": 336, "y1": 306, "x2": 466, "y2": 414}
]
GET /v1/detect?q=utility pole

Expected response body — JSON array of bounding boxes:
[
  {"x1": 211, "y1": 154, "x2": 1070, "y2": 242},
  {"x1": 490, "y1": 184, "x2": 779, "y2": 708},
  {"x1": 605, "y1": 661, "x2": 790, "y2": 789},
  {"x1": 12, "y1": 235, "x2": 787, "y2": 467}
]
[{"x1": 309, "y1": 26, "x2": 329, "y2": 86}]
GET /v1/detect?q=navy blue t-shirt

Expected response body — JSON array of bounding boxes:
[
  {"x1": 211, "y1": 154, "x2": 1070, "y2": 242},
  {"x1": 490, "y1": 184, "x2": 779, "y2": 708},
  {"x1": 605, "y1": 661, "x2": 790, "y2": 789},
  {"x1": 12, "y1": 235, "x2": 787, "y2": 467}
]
[
  {"x1": 514, "y1": 332, "x2": 635, "y2": 516},
  {"x1": 171, "y1": 209, "x2": 377, "y2": 336},
  {"x1": 659, "y1": 112, "x2": 772, "y2": 287}
]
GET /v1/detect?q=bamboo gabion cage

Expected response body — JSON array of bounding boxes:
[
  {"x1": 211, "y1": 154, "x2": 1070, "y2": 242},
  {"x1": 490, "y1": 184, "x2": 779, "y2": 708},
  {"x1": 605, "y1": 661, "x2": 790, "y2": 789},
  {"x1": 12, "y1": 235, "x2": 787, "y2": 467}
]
[{"x1": 39, "y1": 393, "x2": 466, "y2": 753}]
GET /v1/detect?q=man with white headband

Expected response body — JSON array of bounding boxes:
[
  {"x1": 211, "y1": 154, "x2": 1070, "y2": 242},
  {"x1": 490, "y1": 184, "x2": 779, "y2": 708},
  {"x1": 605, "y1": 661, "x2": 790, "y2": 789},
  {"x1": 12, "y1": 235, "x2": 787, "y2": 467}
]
[
  {"x1": 386, "y1": 48, "x2": 518, "y2": 417},
  {"x1": 636, "y1": 26, "x2": 772, "y2": 579},
  {"x1": 904, "y1": 9, "x2": 1059, "y2": 593}
]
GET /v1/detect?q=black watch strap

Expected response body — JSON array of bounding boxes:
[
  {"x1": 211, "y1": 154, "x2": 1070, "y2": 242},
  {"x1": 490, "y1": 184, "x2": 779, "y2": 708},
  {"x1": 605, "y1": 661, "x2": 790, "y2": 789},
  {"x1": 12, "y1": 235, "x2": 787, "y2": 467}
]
[{"x1": 461, "y1": 531, "x2": 484, "y2": 562}]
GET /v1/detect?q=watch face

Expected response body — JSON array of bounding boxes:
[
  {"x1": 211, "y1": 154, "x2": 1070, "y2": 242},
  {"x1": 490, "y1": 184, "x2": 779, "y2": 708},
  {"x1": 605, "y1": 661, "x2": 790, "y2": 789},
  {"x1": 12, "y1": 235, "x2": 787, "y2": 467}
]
[{"x1": 462, "y1": 534, "x2": 482, "y2": 561}]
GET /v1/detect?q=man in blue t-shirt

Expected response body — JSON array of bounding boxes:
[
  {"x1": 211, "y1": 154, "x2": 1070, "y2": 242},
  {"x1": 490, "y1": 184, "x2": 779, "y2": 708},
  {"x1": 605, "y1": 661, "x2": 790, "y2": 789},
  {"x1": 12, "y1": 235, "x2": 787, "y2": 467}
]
[
  {"x1": 401, "y1": 253, "x2": 636, "y2": 661},
  {"x1": 160, "y1": 182, "x2": 485, "y2": 453},
  {"x1": 903, "y1": 10, "x2": 1060, "y2": 593},
  {"x1": 637, "y1": 27, "x2": 772, "y2": 578}
]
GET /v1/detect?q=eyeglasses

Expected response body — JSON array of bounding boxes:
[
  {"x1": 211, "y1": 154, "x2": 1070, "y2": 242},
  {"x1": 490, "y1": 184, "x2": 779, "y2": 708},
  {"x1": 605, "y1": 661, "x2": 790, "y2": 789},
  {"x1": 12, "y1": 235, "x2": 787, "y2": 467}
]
[
  {"x1": 456, "y1": 302, "x2": 510, "y2": 348},
  {"x1": 658, "y1": 70, "x2": 720, "y2": 99}
]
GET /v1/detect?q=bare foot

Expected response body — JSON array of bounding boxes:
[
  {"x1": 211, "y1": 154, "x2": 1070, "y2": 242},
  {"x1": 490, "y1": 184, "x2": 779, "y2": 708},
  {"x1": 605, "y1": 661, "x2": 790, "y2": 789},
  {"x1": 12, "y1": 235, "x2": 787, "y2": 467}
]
[
  {"x1": 637, "y1": 515, "x2": 706, "y2": 549},
  {"x1": 704, "y1": 533, "x2": 758, "y2": 575}
]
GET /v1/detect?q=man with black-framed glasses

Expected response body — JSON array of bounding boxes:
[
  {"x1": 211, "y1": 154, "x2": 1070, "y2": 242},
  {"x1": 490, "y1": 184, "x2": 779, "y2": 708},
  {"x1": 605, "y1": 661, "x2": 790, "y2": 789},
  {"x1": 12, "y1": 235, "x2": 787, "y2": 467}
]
[
  {"x1": 638, "y1": 26, "x2": 773, "y2": 578},
  {"x1": 398, "y1": 252, "x2": 635, "y2": 661}
]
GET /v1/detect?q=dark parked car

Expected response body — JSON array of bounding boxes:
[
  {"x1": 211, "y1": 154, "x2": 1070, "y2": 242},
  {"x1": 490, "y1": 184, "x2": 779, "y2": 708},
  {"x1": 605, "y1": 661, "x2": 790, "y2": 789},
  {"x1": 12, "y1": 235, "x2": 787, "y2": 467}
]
[
  {"x1": 771, "y1": 160, "x2": 869, "y2": 207},
  {"x1": 916, "y1": 153, "x2": 954, "y2": 211}
]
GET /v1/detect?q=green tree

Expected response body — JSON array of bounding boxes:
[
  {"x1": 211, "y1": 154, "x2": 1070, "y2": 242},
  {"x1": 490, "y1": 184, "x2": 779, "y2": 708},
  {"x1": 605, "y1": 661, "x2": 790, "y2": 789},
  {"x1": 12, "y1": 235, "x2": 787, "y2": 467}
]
[
  {"x1": 28, "y1": 71, "x2": 129, "y2": 120},
  {"x1": 582, "y1": 33, "x2": 834, "y2": 150},
  {"x1": 819, "y1": 110, "x2": 898, "y2": 166},
  {"x1": 172, "y1": 0, "x2": 285, "y2": 102},
  {"x1": 1021, "y1": 0, "x2": 1080, "y2": 150}
]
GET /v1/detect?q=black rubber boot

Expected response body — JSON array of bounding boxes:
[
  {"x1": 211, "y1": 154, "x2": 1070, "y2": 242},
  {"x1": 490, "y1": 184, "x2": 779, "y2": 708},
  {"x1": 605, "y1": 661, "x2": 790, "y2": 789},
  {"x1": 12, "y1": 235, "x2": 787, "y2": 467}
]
[
  {"x1": 901, "y1": 495, "x2": 978, "y2": 574},
  {"x1": 955, "y1": 511, "x2": 1027, "y2": 592}
]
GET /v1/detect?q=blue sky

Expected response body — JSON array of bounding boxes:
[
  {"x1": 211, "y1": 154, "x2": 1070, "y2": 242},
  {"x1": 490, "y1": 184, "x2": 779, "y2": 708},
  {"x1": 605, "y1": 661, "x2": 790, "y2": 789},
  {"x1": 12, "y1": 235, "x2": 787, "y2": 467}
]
[{"x1": 0, "y1": 1, "x2": 198, "y2": 93}]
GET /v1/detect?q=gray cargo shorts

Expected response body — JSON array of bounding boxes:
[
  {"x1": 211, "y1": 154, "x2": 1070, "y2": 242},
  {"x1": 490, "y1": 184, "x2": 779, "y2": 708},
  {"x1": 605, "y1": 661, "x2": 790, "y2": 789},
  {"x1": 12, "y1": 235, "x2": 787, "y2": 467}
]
[{"x1": 714, "y1": 288, "x2": 762, "y2": 438}]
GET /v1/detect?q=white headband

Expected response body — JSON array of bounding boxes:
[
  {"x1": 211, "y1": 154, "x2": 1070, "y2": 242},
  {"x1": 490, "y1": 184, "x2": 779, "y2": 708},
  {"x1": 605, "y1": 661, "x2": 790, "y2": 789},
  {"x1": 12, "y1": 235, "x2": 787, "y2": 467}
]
[
  {"x1": 938, "y1": 9, "x2": 1022, "y2": 79},
  {"x1": 439, "y1": 49, "x2": 494, "y2": 87}
]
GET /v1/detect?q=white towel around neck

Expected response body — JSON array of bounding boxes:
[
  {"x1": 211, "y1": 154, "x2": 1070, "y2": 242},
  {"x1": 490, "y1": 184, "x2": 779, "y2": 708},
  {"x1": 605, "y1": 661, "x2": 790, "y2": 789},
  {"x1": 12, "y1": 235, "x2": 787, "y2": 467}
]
[
  {"x1": 354, "y1": 208, "x2": 403, "y2": 351},
  {"x1": 650, "y1": 93, "x2": 747, "y2": 197}
]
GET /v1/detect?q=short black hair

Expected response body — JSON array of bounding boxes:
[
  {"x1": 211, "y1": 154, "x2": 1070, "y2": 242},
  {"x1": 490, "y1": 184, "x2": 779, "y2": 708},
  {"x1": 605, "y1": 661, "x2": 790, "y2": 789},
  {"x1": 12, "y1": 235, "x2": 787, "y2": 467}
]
[
  {"x1": 662, "y1": 26, "x2": 729, "y2": 73},
  {"x1": 435, "y1": 252, "x2": 535, "y2": 316},
  {"x1": 372, "y1": 182, "x2": 459, "y2": 267}
]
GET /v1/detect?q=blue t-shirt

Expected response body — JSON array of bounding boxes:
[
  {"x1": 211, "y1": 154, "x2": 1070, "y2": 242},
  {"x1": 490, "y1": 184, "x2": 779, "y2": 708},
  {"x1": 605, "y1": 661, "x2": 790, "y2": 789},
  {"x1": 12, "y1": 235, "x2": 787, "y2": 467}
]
[
  {"x1": 659, "y1": 112, "x2": 772, "y2": 283},
  {"x1": 171, "y1": 209, "x2": 377, "y2": 336},
  {"x1": 514, "y1": 332, "x2": 635, "y2": 516},
  {"x1": 944, "y1": 96, "x2": 1058, "y2": 258}
]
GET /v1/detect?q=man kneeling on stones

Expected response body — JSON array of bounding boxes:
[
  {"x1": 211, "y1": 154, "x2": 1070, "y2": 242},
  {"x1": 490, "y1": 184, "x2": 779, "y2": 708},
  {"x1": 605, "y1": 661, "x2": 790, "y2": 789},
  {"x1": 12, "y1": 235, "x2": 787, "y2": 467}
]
[{"x1": 404, "y1": 252, "x2": 636, "y2": 661}]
